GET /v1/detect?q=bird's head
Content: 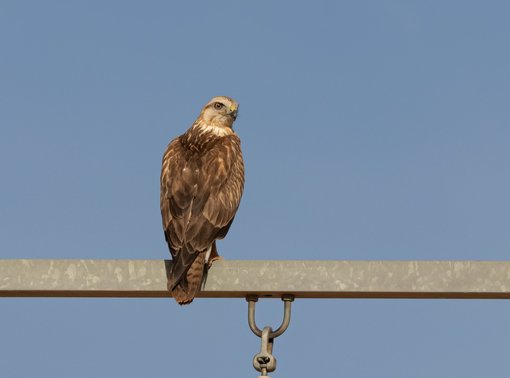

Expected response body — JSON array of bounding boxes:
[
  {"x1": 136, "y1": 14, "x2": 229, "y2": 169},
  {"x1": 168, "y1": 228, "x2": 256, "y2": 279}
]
[{"x1": 199, "y1": 96, "x2": 239, "y2": 130}]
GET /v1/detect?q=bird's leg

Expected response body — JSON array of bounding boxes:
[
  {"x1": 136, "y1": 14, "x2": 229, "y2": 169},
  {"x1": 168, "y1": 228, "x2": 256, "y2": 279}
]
[{"x1": 207, "y1": 242, "x2": 223, "y2": 268}]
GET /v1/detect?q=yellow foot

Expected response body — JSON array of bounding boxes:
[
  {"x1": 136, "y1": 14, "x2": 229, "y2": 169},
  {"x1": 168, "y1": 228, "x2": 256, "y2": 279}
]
[{"x1": 207, "y1": 255, "x2": 223, "y2": 268}]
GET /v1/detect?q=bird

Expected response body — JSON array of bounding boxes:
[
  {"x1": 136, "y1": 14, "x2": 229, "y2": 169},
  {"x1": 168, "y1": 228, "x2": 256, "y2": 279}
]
[{"x1": 160, "y1": 96, "x2": 245, "y2": 304}]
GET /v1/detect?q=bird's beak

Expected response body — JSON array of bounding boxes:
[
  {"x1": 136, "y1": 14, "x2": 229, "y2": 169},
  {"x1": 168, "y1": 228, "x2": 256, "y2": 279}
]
[{"x1": 229, "y1": 104, "x2": 238, "y2": 120}]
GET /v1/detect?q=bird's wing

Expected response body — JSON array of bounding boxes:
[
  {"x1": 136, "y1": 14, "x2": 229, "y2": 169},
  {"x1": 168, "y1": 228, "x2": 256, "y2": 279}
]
[{"x1": 190, "y1": 135, "x2": 244, "y2": 246}]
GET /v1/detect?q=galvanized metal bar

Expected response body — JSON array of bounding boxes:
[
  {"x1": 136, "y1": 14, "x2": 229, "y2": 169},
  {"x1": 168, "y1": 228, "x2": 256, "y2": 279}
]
[{"x1": 1, "y1": 259, "x2": 510, "y2": 299}]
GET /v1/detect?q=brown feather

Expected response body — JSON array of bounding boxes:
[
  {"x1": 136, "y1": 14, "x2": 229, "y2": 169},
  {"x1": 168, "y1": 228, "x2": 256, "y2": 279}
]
[{"x1": 170, "y1": 252, "x2": 206, "y2": 305}]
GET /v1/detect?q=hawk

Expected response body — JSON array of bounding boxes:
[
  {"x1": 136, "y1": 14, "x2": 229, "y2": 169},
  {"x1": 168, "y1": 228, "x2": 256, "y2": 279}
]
[{"x1": 160, "y1": 96, "x2": 245, "y2": 304}]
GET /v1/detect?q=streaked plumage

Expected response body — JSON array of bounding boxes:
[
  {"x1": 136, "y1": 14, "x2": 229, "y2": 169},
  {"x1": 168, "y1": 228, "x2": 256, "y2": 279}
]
[{"x1": 160, "y1": 96, "x2": 244, "y2": 304}]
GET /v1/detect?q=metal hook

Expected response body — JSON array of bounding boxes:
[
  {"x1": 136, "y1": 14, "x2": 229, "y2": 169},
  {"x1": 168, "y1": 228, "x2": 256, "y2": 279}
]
[
  {"x1": 253, "y1": 326, "x2": 276, "y2": 375},
  {"x1": 246, "y1": 294, "x2": 295, "y2": 338}
]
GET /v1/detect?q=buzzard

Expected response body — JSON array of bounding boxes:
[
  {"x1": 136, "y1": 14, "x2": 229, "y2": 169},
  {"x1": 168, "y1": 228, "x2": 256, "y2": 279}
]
[{"x1": 160, "y1": 96, "x2": 245, "y2": 304}]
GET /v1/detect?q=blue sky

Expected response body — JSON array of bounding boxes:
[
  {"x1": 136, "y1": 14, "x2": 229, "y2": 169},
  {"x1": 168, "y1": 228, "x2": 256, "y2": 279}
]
[{"x1": 1, "y1": 1, "x2": 510, "y2": 377}]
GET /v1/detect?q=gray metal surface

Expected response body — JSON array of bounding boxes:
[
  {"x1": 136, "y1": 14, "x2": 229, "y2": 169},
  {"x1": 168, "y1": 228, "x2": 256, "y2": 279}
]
[{"x1": 1, "y1": 259, "x2": 510, "y2": 298}]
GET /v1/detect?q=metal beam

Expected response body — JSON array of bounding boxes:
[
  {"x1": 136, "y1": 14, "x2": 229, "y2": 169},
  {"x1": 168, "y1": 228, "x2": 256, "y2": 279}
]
[{"x1": 1, "y1": 259, "x2": 510, "y2": 299}]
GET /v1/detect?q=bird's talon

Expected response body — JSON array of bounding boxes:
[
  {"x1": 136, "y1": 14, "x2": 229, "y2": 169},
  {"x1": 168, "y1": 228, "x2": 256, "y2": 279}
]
[{"x1": 208, "y1": 255, "x2": 223, "y2": 268}]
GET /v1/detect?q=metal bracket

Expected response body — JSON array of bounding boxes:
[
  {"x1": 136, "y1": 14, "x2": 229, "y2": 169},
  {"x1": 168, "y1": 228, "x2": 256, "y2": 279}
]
[{"x1": 246, "y1": 295, "x2": 295, "y2": 377}]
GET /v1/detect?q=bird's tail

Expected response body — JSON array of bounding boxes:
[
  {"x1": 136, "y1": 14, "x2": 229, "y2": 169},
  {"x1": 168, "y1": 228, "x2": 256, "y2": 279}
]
[{"x1": 169, "y1": 252, "x2": 206, "y2": 305}]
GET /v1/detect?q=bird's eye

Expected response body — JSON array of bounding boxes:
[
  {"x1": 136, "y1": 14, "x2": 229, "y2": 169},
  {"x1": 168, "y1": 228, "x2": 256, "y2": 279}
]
[{"x1": 214, "y1": 102, "x2": 224, "y2": 110}]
